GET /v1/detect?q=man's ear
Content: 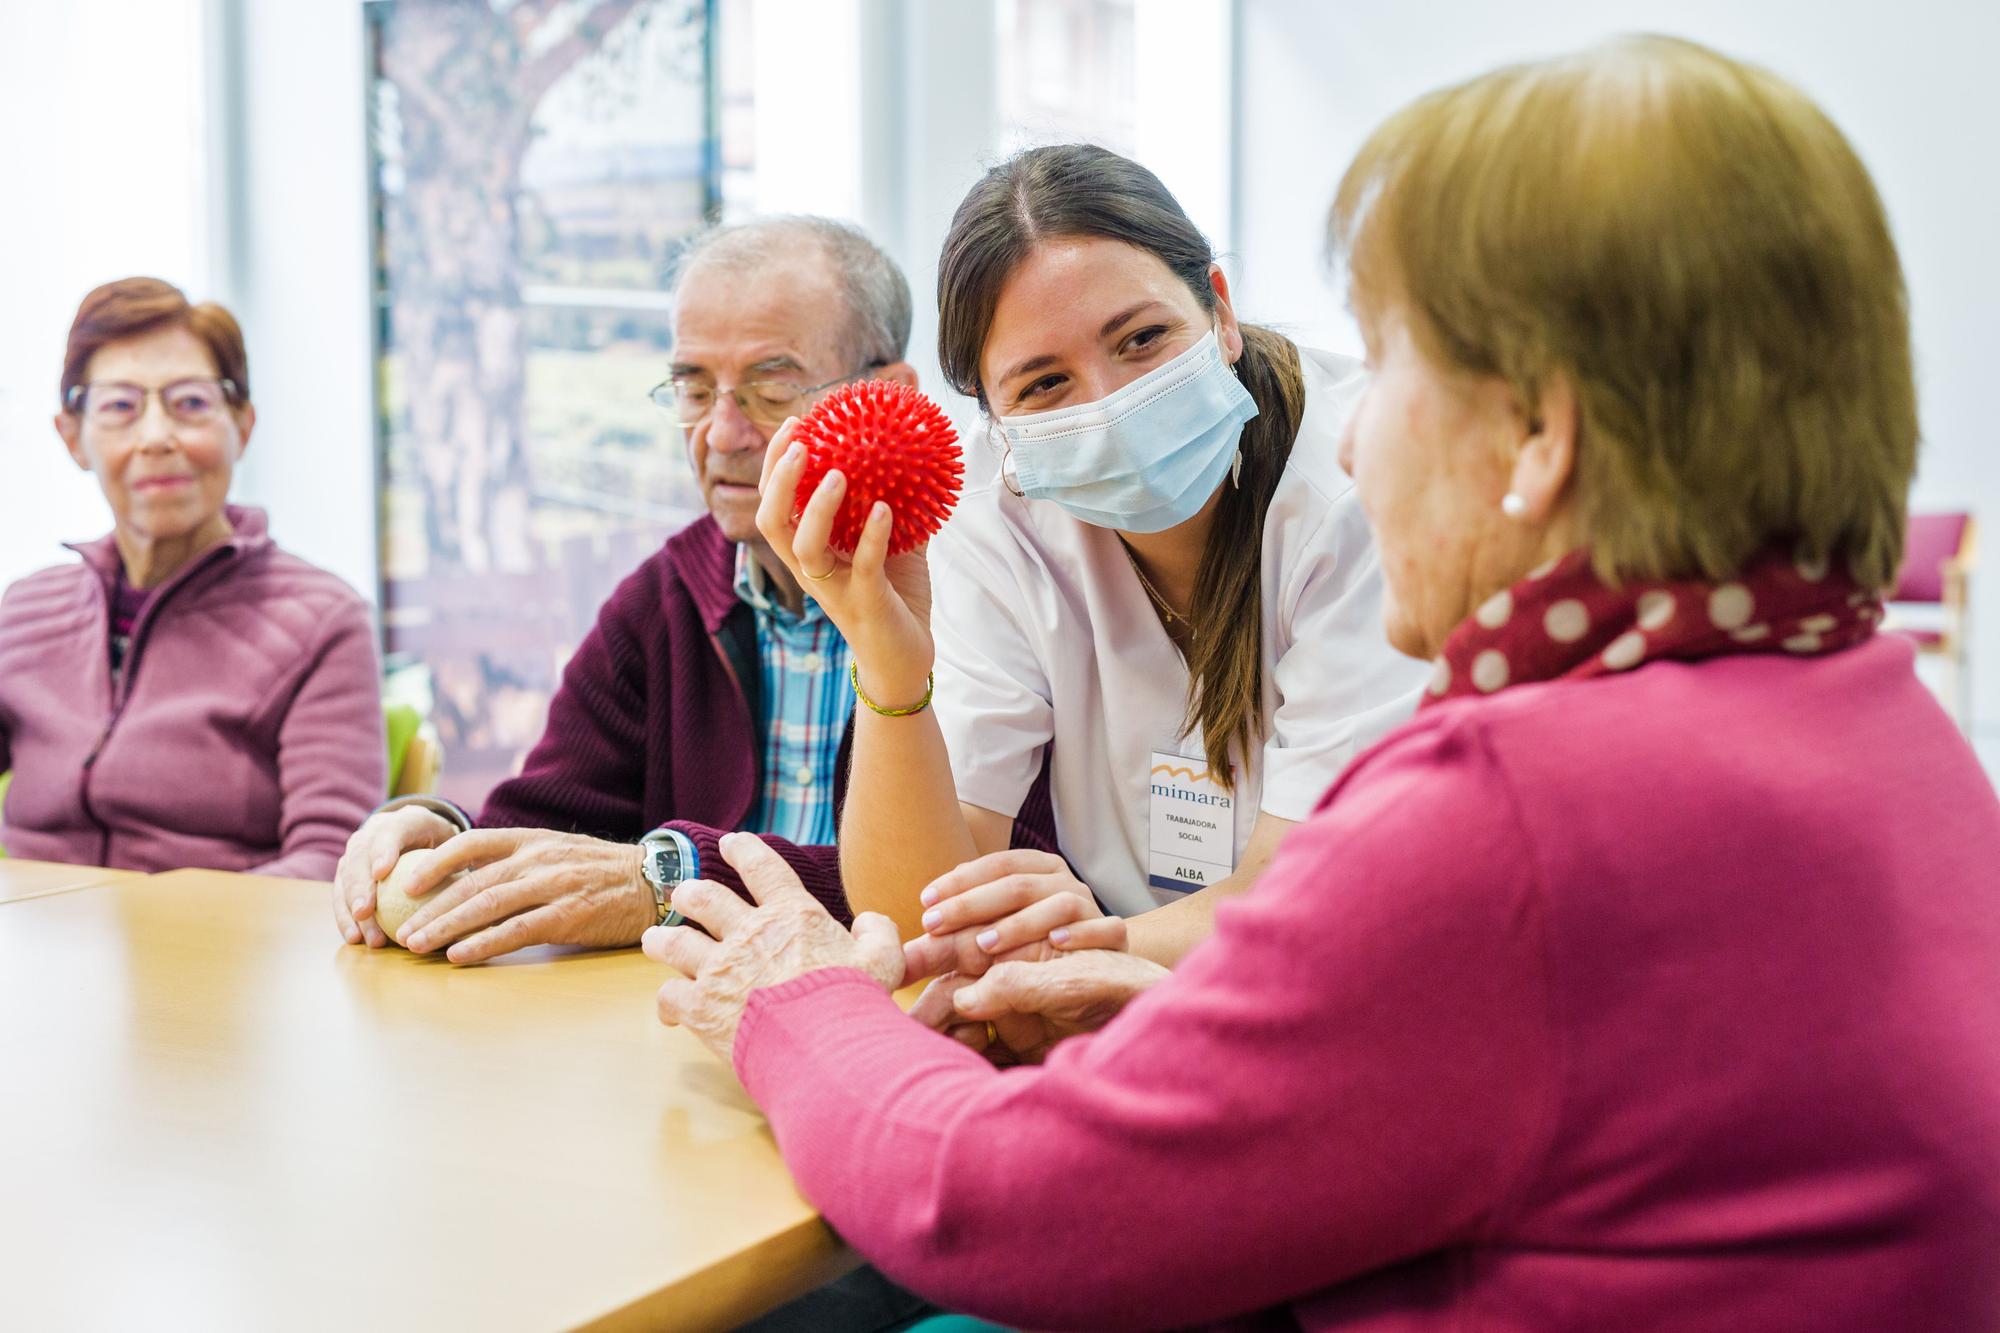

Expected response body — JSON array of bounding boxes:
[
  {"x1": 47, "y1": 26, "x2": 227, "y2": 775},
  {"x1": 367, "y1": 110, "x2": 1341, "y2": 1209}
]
[
  {"x1": 1504, "y1": 373, "x2": 1577, "y2": 525},
  {"x1": 55, "y1": 411, "x2": 89, "y2": 470},
  {"x1": 873, "y1": 360, "x2": 920, "y2": 390}
]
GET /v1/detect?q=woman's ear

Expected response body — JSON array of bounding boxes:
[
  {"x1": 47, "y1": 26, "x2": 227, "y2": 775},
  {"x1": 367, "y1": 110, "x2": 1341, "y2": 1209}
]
[
  {"x1": 1505, "y1": 373, "x2": 1577, "y2": 525},
  {"x1": 1207, "y1": 263, "x2": 1246, "y2": 363},
  {"x1": 232, "y1": 402, "x2": 258, "y2": 457},
  {"x1": 54, "y1": 411, "x2": 89, "y2": 471}
]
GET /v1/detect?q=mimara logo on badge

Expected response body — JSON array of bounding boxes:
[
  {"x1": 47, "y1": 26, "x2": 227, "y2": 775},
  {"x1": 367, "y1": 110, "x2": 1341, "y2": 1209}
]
[{"x1": 1149, "y1": 762, "x2": 1233, "y2": 807}]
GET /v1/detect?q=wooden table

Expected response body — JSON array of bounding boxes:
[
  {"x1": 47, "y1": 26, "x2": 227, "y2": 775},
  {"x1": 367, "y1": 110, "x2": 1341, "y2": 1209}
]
[
  {"x1": 0, "y1": 869, "x2": 855, "y2": 1331},
  {"x1": 0, "y1": 857, "x2": 143, "y2": 904}
]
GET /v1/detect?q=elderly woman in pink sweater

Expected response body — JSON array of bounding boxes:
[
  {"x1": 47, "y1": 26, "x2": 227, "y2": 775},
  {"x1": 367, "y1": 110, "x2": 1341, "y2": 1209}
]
[
  {"x1": 0, "y1": 278, "x2": 383, "y2": 879},
  {"x1": 640, "y1": 37, "x2": 2000, "y2": 1331}
]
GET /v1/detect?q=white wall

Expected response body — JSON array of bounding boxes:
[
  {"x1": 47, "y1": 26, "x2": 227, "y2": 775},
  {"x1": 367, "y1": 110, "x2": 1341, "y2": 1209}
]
[
  {"x1": 0, "y1": 0, "x2": 213, "y2": 590},
  {"x1": 1134, "y1": 0, "x2": 1233, "y2": 262},
  {"x1": 858, "y1": 0, "x2": 1001, "y2": 440},
  {"x1": 1236, "y1": 0, "x2": 2000, "y2": 751},
  {"x1": 218, "y1": 0, "x2": 378, "y2": 608}
]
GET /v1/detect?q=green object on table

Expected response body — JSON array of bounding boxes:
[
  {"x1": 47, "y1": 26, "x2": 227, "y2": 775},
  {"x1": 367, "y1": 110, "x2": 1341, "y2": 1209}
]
[
  {"x1": 383, "y1": 703, "x2": 421, "y2": 798},
  {"x1": 902, "y1": 1319, "x2": 1013, "y2": 1332}
]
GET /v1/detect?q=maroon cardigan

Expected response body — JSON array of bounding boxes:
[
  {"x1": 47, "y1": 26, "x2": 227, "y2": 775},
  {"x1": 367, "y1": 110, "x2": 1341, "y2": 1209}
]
[{"x1": 476, "y1": 515, "x2": 1059, "y2": 920}]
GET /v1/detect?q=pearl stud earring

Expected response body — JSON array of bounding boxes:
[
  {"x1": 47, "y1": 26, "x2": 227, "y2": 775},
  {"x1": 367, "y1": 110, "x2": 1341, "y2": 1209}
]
[{"x1": 1500, "y1": 493, "x2": 1529, "y2": 520}]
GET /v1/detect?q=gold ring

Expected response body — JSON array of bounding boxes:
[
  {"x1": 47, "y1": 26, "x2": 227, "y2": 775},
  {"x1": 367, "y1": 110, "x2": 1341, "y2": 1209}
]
[
  {"x1": 984, "y1": 1021, "x2": 1000, "y2": 1047},
  {"x1": 802, "y1": 563, "x2": 837, "y2": 582}
]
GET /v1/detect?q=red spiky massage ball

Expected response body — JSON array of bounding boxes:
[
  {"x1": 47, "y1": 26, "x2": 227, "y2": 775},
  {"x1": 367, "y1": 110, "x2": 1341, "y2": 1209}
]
[{"x1": 791, "y1": 380, "x2": 963, "y2": 556}]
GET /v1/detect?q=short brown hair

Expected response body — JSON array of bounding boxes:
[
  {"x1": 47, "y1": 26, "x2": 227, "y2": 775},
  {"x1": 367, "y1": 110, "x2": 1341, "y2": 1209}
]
[
  {"x1": 61, "y1": 277, "x2": 251, "y2": 410},
  {"x1": 1330, "y1": 35, "x2": 1917, "y2": 590}
]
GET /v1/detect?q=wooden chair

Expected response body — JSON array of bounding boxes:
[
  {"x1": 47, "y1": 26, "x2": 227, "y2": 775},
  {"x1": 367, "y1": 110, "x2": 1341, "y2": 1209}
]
[
  {"x1": 385, "y1": 702, "x2": 443, "y2": 798},
  {"x1": 1889, "y1": 512, "x2": 1978, "y2": 727},
  {"x1": 391, "y1": 728, "x2": 443, "y2": 799}
]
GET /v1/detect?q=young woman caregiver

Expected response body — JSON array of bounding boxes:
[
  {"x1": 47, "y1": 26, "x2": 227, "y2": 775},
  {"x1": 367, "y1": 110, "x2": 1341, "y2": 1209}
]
[{"x1": 756, "y1": 144, "x2": 1426, "y2": 967}]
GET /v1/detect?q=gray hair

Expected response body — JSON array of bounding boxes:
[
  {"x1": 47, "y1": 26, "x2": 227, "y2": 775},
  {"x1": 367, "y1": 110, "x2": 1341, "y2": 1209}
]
[{"x1": 666, "y1": 215, "x2": 913, "y2": 370}]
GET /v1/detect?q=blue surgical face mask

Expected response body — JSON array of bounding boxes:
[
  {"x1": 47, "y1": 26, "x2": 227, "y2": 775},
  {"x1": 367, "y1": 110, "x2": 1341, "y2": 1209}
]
[{"x1": 996, "y1": 329, "x2": 1259, "y2": 533}]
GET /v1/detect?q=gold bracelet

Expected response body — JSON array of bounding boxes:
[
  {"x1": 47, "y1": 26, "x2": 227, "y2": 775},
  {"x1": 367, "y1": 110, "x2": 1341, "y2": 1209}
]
[{"x1": 851, "y1": 661, "x2": 934, "y2": 717}]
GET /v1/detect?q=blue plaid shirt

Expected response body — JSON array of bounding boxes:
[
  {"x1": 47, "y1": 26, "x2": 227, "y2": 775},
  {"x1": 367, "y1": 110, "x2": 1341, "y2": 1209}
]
[{"x1": 732, "y1": 547, "x2": 855, "y2": 846}]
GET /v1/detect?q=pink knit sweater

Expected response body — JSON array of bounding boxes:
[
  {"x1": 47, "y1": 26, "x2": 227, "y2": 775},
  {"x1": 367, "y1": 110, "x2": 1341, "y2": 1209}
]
[
  {"x1": 737, "y1": 637, "x2": 2000, "y2": 1331},
  {"x1": 0, "y1": 506, "x2": 384, "y2": 878}
]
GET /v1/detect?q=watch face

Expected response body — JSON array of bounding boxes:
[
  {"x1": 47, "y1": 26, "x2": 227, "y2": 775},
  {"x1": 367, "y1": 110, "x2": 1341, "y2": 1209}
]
[{"x1": 645, "y1": 841, "x2": 681, "y2": 887}]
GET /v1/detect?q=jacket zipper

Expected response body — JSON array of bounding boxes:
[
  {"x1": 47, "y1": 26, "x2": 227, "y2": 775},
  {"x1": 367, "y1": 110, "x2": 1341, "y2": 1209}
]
[{"x1": 76, "y1": 544, "x2": 238, "y2": 865}]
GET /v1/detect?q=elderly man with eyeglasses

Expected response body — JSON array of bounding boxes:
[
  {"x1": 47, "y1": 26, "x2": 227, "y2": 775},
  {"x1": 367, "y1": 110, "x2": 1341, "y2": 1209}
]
[{"x1": 331, "y1": 216, "x2": 918, "y2": 963}]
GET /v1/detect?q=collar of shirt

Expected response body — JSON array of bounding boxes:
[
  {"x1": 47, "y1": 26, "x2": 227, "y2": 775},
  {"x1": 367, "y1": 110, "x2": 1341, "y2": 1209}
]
[{"x1": 733, "y1": 544, "x2": 833, "y2": 627}]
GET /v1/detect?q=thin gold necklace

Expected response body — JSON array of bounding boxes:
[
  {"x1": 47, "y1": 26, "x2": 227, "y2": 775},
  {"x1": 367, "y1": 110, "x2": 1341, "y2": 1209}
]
[{"x1": 1121, "y1": 540, "x2": 1195, "y2": 640}]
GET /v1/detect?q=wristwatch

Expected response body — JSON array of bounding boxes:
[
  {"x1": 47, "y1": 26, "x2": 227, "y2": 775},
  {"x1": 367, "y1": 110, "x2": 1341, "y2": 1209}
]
[{"x1": 638, "y1": 827, "x2": 699, "y2": 928}]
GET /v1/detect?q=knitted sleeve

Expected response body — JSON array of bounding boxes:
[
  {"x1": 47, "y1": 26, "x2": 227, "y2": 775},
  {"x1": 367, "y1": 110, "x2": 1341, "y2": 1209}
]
[
  {"x1": 663, "y1": 820, "x2": 849, "y2": 923},
  {"x1": 249, "y1": 595, "x2": 387, "y2": 879}
]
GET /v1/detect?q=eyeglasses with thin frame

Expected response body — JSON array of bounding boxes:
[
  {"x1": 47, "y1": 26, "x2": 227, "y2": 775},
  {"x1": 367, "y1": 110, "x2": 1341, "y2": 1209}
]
[
  {"x1": 65, "y1": 378, "x2": 240, "y2": 431},
  {"x1": 647, "y1": 365, "x2": 881, "y2": 429}
]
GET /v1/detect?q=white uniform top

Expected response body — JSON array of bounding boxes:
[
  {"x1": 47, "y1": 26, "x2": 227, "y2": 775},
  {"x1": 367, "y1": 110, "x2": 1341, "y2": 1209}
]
[{"x1": 929, "y1": 347, "x2": 1429, "y2": 917}]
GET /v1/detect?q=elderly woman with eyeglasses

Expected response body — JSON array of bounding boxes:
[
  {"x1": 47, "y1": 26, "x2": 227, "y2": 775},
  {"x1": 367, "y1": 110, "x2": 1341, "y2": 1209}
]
[
  {"x1": 0, "y1": 277, "x2": 383, "y2": 877},
  {"x1": 640, "y1": 36, "x2": 2000, "y2": 1331}
]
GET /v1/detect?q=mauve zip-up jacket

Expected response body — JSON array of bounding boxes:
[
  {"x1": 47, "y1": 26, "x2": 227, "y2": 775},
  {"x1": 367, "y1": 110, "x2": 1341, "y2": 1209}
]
[{"x1": 0, "y1": 505, "x2": 384, "y2": 879}]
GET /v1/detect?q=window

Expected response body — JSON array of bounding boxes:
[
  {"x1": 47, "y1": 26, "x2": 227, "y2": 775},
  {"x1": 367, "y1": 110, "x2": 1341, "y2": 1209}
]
[{"x1": 367, "y1": 0, "x2": 728, "y2": 805}]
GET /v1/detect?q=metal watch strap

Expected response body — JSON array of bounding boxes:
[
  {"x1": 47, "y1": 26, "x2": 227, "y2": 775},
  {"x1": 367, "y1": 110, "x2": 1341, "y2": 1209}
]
[
  {"x1": 648, "y1": 861, "x2": 674, "y2": 928},
  {"x1": 639, "y1": 828, "x2": 698, "y2": 928}
]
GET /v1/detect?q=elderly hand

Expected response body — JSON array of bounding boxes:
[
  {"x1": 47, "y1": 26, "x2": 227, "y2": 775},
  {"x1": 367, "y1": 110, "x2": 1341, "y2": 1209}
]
[
  {"x1": 381, "y1": 828, "x2": 656, "y2": 963},
  {"x1": 332, "y1": 805, "x2": 461, "y2": 948},
  {"x1": 754, "y1": 419, "x2": 936, "y2": 708},
  {"x1": 909, "y1": 950, "x2": 1171, "y2": 1065},
  {"x1": 644, "y1": 832, "x2": 904, "y2": 1062},
  {"x1": 901, "y1": 849, "x2": 1129, "y2": 984}
]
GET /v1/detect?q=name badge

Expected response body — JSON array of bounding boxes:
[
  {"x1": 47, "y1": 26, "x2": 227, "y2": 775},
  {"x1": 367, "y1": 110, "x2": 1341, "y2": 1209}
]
[{"x1": 1147, "y1": 750, "x2": 1235, "y2": 898}]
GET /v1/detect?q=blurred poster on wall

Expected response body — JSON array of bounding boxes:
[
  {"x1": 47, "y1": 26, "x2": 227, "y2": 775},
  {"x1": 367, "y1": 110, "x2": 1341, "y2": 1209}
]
[{"x1": 366, "y1": 0, "x2": 741, "y2": 809}]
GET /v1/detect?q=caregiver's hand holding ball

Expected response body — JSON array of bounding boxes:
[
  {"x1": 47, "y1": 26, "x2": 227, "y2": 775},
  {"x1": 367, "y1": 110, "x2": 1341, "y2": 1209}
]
[{"x1": 754, "y1": 383, "x2": 963, "y2": 717}]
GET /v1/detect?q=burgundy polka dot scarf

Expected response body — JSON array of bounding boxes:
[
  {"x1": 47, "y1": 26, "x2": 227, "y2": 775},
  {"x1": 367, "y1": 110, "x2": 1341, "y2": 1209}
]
[{"x1": 1423, "y1": 546, "x2": 1883, "y2": 707}]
